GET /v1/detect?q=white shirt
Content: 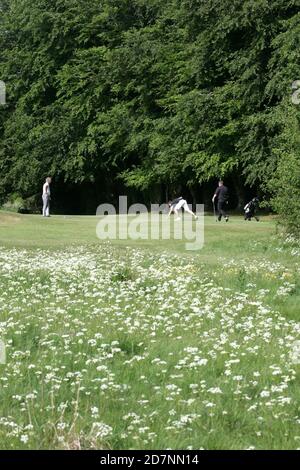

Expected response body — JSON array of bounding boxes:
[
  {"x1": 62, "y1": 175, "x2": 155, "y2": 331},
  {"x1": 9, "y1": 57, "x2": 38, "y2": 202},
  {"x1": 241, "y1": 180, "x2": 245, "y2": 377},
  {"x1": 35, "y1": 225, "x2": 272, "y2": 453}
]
[{"x1": 43, "y1": 182, "x2": 50, "y2": 196}]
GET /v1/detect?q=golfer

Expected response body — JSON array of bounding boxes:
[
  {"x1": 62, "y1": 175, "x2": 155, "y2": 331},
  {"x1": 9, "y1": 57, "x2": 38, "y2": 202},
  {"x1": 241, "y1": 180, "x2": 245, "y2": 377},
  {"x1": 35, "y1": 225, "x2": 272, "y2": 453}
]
[
  {"x1": 42, "y1": 177, "x2": 52, "y2": 217},
  {"x1": 212, "y1": 180, "x2": 229, "y2": 222},
  {"x1": 168, "y1": 197, "x2": 198, "y2": 221}
]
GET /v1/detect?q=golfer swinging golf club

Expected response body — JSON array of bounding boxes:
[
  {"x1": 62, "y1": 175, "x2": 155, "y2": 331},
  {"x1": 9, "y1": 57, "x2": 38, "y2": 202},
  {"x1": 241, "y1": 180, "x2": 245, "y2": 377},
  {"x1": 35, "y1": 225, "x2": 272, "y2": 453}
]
[
  {"x1": 212, "y1": 180, "x2": 229, "y2": 222},
  {"x1": 168, "y1": 196, "x2": 198, "y2": 221}
]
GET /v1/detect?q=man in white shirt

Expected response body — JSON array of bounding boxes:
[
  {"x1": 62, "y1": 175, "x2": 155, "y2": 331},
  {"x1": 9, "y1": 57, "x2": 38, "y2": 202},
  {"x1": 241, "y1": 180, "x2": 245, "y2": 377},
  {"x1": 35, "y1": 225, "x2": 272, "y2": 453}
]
[{"x1": 42, "y1": 177, "x2": 52, "y2": 217}]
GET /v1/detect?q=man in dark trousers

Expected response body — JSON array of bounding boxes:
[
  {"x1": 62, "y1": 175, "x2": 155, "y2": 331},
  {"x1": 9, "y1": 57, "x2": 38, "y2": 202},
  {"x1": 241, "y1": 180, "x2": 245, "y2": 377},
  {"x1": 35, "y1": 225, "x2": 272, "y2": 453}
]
[{"x1": 212, "y1": 180, "x2": 229, "y2": 222}]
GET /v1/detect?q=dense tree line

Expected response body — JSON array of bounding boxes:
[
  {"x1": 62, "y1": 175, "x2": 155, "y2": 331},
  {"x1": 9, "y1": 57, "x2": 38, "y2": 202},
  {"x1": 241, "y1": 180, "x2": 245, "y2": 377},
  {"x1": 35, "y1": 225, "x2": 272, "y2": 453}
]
[{"x1": 0, "y1": 0, "x2": 299, "y2": 225}]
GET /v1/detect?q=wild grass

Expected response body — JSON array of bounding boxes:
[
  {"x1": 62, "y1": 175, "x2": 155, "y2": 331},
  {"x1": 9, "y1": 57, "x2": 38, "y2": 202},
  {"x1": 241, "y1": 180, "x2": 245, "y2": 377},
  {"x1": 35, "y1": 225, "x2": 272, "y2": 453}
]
[{"x1": 0, "y1": 211, "x2": 299, "y2": 449}]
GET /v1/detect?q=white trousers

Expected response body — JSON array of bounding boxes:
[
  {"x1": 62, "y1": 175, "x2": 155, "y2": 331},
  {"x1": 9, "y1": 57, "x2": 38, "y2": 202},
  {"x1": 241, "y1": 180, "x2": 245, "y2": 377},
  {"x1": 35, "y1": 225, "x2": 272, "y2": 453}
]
[
  {"x1": 42, "y1": 194, "x2": 50, "y2": 217},
  {"x1": 175, "y1": 199, "x2": 189, "y2": 212},
  {"x1": 173, "y1": 199, "x2": 195, "y2": 218}
]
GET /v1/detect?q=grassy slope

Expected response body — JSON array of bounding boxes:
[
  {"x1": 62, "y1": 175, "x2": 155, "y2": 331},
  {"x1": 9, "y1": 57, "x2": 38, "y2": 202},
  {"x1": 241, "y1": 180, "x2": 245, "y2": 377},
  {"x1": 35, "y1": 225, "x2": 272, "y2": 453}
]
[
  {"x1": 0, "y1": 210, "x2": 276, "y2": 252},
  {"x1": 0, "y1": 211, "x2": 299, "y2": 450}
]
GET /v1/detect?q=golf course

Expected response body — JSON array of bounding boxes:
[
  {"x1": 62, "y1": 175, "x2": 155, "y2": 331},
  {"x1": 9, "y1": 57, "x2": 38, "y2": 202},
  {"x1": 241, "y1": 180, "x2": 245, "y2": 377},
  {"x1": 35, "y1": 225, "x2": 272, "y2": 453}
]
[{"x1": 0, "y1": 211, "x2": 299, "y2": 449}]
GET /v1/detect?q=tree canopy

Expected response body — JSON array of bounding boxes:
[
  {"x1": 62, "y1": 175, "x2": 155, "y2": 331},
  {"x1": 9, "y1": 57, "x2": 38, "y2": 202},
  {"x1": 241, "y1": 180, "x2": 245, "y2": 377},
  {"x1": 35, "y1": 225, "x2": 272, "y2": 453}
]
[{"x1": 0, "y1": 0, "x2": 300, "y2": 218}]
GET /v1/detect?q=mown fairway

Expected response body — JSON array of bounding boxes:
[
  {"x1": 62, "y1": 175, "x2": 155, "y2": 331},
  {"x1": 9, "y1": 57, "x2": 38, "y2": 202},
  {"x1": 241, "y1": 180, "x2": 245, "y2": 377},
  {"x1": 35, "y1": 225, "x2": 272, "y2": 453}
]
[{"x1": 0, "y1": 211, "x2": 299, "y2": 449}]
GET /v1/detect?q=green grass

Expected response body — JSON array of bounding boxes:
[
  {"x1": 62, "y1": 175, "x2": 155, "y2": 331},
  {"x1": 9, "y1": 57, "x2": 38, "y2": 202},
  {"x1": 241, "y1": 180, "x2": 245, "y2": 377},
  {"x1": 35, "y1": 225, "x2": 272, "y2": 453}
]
[
  {"x1": 0, "y1": 210, "x2": 276, "y2": 253},
  {"x1": 0, "y1": 210, "x2": 299, "y2": 450}
]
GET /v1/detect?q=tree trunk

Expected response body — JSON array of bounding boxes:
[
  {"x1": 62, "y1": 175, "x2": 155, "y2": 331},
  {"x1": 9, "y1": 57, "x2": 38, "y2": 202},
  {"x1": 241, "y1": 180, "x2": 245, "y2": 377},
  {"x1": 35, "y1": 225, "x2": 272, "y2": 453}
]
[
  {"x1": 189, "y1": 186, "x2": 197, "y2": 212},
  {"x1": 233, "y1": 176, "x2": 246, "y2": 211}
]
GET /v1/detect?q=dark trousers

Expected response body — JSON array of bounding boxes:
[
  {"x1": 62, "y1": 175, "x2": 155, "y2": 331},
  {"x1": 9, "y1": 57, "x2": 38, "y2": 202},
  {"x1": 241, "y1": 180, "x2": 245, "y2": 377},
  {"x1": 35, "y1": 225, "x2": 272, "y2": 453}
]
[
  {"x1": 245, "y1": 211, "x2": 259, "y2": 221},
  {"x1": 217, "y1": 200, "x2": 227, "y2": 219}
]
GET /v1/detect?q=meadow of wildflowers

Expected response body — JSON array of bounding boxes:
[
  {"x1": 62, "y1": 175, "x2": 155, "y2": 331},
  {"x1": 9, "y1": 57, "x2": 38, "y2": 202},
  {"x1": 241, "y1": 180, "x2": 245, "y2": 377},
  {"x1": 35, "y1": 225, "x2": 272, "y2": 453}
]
[{"x1": 0, "y1": 215, "x2": 300, "y2": 449}]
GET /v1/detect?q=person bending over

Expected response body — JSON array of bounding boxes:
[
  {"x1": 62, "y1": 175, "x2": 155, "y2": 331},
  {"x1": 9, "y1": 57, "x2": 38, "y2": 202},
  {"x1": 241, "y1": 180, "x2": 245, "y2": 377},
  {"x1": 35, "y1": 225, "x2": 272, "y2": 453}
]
[{"x1": 168, "y1": 196, "x2": 198, "y2": 221}]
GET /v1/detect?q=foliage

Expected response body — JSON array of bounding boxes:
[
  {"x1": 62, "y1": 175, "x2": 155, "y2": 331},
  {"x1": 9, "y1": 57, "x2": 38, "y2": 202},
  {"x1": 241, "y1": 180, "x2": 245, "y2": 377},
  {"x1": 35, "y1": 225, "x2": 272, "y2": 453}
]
[
  {"x1": 0, "y1": 0, "x2": 300, "y2": 227},
  {"x1": 268, "y1": 105, "x2": 300, "y2": 235}
]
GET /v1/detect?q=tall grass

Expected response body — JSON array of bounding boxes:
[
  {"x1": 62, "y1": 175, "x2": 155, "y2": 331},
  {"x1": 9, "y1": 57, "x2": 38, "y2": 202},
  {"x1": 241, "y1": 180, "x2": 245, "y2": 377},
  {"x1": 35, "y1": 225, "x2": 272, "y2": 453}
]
[{"x1": 0, "y1": 212, "x2": 299, "y2": 449}]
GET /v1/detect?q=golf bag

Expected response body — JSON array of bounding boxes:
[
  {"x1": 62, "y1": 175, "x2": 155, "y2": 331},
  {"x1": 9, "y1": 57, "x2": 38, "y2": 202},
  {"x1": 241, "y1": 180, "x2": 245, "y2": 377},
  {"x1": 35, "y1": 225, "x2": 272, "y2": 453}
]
[{"x1": 244, "y1": 197, "x2": 259, "y2": 221}]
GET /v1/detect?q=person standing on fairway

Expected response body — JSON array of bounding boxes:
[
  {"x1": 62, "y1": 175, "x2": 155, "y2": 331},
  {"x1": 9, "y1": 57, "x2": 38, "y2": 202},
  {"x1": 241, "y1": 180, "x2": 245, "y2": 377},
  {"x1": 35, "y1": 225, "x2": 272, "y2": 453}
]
[
  {"x1": 212, "y1": 180, "x2": 229, "y2": 222},
  {"x1": 168, "y1": 196, "x2": 198, "y2": 221},
  {"x1": 42, "y1": 177, "x2": 52, "y2": 217}
]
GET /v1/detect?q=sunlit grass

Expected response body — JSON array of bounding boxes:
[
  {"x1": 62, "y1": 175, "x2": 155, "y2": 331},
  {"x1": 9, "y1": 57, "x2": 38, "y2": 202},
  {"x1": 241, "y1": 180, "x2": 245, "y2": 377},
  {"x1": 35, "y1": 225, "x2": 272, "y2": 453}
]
[{"x1": 0, "y1": 211, "x2": 299, "y2": 449}]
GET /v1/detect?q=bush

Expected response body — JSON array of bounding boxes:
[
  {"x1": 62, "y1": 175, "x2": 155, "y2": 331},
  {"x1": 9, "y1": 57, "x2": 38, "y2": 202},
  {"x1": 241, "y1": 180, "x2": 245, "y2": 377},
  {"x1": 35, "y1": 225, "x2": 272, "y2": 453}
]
[
  {"x1": 270, "y1": 151, "x2": 300, "y2": 236},
  {"x1": 1, "y1": 193, "x2": 25, "y2": 212},
  {"x1": 1, "y1": 193, "x2": 40, "y2": 214}
]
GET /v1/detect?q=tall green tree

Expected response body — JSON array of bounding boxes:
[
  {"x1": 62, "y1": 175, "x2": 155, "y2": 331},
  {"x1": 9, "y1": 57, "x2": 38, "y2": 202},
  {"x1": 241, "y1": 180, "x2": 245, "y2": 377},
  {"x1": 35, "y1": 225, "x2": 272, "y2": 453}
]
[{"x1": 0, "y1": 0, "x2": 300, "y2": 219}]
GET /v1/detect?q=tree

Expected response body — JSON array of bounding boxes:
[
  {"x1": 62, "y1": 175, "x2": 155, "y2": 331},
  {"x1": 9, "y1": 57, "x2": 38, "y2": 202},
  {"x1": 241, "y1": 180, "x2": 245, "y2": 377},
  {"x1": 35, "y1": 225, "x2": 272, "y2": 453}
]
[{"x1": 0, "y1": 0, "x2": 300, "y2": 218}]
